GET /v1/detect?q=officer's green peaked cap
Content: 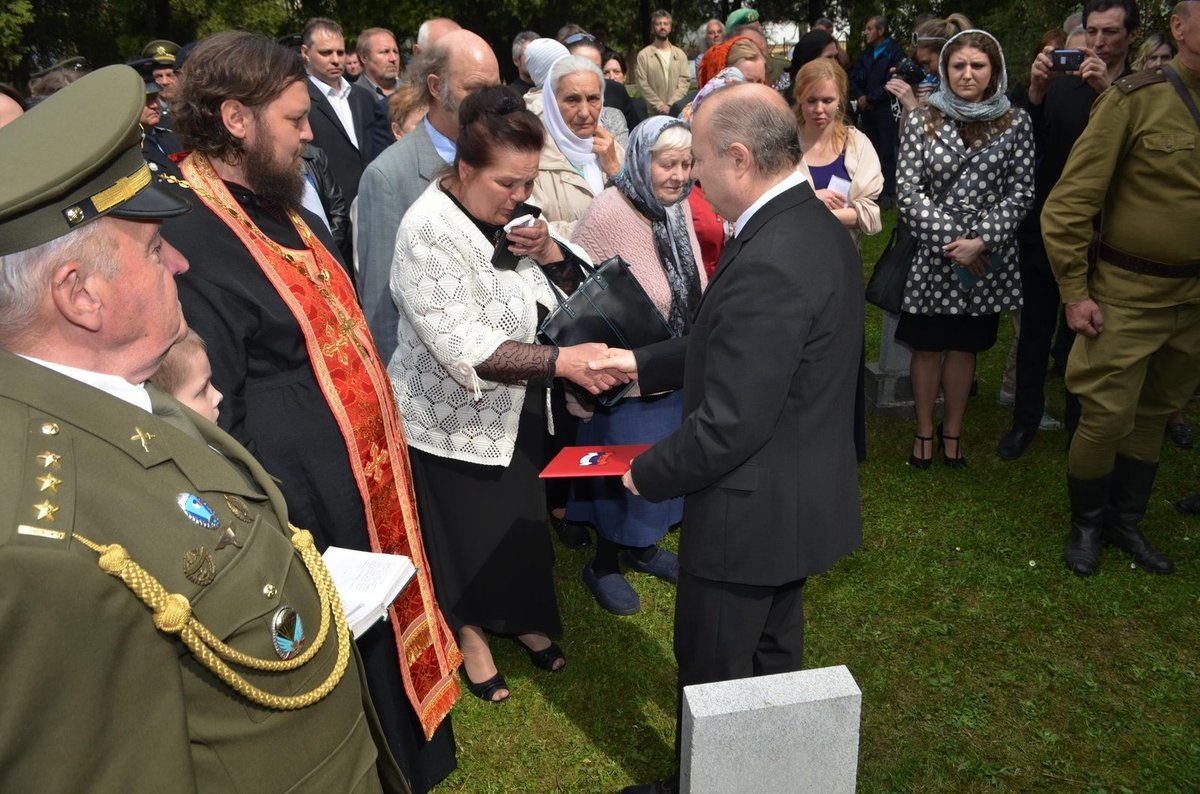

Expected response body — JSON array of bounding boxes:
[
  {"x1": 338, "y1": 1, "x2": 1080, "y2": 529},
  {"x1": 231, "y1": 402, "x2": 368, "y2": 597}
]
[{"x1": 0, "y1": 65, "x2": 190, "y2": 256}]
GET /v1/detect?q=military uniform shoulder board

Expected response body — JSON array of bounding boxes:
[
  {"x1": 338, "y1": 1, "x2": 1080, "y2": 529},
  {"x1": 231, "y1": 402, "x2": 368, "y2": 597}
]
[
  {"x1": 8, "y1": 416, "x2": 76, "y2": 549},
  {"x1": 1115, "y1": 69, "x2": 1168, "y2": 95}
]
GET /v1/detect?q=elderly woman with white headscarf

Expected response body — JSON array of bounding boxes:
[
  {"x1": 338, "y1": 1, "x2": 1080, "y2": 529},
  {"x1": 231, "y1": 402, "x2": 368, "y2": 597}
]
[
  {"x1": 523, "y1": 42, "x2": 624, "y2": 237},
  {"x1": 895, "y1": 29, "x2": 1034, "y2": 469}
]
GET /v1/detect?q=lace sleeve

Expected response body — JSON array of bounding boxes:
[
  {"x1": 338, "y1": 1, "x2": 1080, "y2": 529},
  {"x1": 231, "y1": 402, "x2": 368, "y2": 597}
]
[
  {"x1": 539, "y1": 244, "x2": 585, "y2": 294},
  {"x1": 475, "y1": 340, "x2": 559, "y2": 384}
]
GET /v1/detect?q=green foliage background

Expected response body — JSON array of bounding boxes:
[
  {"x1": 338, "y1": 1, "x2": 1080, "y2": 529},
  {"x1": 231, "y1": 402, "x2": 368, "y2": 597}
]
[{"x1": 2, "y1": 0, "x2": 1175, "y2": 87}]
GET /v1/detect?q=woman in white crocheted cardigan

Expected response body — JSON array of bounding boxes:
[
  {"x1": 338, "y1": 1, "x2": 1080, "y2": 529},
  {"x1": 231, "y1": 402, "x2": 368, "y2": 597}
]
[{"x1": 388, "y1": 87, "x2": 626, "y2": 704}]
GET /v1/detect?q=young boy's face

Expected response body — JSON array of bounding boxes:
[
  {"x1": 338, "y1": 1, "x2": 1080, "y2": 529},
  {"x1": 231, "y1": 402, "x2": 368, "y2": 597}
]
[{"x1": 177, "y1": 347, "x2": 223, "y2": 423}]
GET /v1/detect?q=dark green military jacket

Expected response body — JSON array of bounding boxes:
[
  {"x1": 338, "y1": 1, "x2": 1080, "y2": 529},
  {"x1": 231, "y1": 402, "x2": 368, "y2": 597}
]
[
  {"x1": 1043, "y1": 56, "x2": 1200, "y2": 308},
  {"x1": 0, "y1": 350, "x2": 408, "y2": 793}
]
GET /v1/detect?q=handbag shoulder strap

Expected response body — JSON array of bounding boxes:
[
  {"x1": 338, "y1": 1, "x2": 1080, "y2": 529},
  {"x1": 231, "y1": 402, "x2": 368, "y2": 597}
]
[
  {"x1": 531, "y1": 244, "x2": 592, "y2": 309},
  {"x1": 1161, "y1": 64, "x2": 1200, "y2": 131}
]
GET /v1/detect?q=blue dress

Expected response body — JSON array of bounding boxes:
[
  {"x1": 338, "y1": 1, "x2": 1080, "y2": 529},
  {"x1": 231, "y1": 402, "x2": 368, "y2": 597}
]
[{"x1": 565, "y1": 391, "x2": 685, "y2": 546}]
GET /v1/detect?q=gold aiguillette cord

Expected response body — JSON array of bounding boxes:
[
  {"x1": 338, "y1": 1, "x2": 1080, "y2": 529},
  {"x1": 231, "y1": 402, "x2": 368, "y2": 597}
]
[{"x1": 73, "y1": 525, "x2": 350, "y2": 710}]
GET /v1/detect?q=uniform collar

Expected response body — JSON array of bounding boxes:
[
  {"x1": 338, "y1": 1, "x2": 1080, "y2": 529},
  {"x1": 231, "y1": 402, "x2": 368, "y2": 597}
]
[{"x1": 19, "y1": 354, "x2": 152, "y2": 413}]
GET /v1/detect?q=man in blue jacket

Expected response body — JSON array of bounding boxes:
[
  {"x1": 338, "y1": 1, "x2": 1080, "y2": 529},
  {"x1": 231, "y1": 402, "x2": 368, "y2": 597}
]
[{"x1": 850, "y1": 16, "x2": 904, "y2": 205}]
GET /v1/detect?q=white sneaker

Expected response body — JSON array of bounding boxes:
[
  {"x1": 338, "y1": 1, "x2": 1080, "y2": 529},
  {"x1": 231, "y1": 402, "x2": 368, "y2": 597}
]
[
  {"x1": 1039, "y1": 411, "x2": 1063, "y2": 431},
  {"x1": 997, "y1": 389, "x2": 1015, "y2": 406}
]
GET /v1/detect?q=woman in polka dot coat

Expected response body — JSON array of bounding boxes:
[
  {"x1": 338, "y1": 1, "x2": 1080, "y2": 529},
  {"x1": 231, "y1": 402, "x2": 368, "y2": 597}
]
[{"x1": 894, "y1": 29, "x2": 1034, "y2": 468}]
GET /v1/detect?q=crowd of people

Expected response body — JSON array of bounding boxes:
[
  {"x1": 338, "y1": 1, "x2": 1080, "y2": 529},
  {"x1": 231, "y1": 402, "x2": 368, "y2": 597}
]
[{"x1": 0, "y1": 2, "x2": 1196, "y2": 792}]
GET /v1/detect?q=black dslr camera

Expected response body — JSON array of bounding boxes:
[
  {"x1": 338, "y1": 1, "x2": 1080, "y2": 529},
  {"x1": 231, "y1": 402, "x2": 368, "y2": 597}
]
[{"x1": 893, "y1": 57, "x2": 927, "y2": 86}]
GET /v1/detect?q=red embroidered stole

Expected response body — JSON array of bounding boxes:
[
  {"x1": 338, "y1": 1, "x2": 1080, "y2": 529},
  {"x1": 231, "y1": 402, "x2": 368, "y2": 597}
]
[{"x1": 180, "y1": 153, "x2": 460, "y2": 737}]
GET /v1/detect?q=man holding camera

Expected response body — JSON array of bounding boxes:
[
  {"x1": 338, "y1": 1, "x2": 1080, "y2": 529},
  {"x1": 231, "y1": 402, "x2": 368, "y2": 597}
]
[
  {"x1": 997, "y1": 0, "x2": 1138, "y2": 462},
  {"x1": 1041, "y1": 0, "x2": 1200, "y2": 577}
]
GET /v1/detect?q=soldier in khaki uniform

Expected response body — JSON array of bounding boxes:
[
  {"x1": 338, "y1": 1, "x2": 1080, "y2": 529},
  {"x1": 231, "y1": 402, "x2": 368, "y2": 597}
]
[
  {"x1": 0, "y1": 66, "x2": 408, "y2": 792},
  {"x1": 1042, "y1": 0, "x2": 1200, "y2": 577}
]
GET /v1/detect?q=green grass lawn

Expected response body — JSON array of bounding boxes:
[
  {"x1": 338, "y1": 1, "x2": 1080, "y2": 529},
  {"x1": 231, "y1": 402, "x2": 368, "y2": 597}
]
[{"x1": 437, "y1": 211, "x2": 1200, "y2": 792}]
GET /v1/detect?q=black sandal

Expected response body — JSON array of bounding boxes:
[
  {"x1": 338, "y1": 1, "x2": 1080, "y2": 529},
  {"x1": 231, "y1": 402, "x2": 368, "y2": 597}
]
[
  {"x1": 518, "y1": 638, "x2": 566, "y2": 672},
  {"x1": 460, "y1": 668, "x2": 509, "y2": 703},
  {"x1": 937, "y1": 423, "x2": 968, "y2": 469}
]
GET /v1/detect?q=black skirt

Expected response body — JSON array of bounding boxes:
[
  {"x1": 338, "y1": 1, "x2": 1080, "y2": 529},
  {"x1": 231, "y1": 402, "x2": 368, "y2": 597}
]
[
  {"x1": 409, "y1": 385, "x2": 562, "y2": 637},
  {"x1": 895, "y1": 311, "x2": 1001, "y2": 353}
]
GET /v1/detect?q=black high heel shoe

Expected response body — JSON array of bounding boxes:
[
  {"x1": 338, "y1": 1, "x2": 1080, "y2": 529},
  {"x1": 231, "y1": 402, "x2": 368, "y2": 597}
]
[
  {"x1": 908, "y1": 434, "x2": 933, "y2": 469},
  {"x1": 937, "y1": 423, "x2": 968, "y2": 469}
]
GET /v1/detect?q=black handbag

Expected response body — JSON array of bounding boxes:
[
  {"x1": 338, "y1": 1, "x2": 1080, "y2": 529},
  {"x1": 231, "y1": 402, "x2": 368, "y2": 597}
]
[
  {"x1": 864, "y1": 224, "x2": 916, "y2": 314},
  {"x1": 537, "y1": 254, "x2": 677, "y2": 407},
  {"x1": 865, "y1": 161, "x2": 972, "y2": 313}
]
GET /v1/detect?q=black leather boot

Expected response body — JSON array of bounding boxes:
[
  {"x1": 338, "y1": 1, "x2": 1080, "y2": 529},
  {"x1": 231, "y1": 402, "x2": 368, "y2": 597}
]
[
  {"x1": 1104, "y1": 455, "x2": 1174, "y2": 574},
  {"x1": 1065, "y1": 473, "x2": 1110, "y2": 576}
]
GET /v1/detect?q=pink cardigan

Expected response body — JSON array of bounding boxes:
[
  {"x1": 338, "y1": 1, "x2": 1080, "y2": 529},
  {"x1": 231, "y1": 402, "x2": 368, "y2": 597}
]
[{"x1": 570, "y1": 187, "x2": 708, "y2": 318}]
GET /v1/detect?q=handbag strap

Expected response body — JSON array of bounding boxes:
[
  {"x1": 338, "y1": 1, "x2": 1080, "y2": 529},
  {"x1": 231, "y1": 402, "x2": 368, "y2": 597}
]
[
  {"x1": 532, "y1": 246, "x2": 592, "y2": 311},
  {"x1": 1161, "y1": 64, "x2": 1200, "y2": 131}
]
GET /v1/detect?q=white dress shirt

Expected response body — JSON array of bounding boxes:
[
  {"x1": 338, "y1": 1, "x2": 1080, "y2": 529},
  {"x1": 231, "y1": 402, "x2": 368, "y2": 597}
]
[
  {"x1": 21, "y1": 355, "x2": 152, "y2": 412},
  {"x1": 733, "y1": 170, "x2": 808, "y2": 238},
  {"x1": 423, "y1": 118, "x2": 456, "y2": 165}
]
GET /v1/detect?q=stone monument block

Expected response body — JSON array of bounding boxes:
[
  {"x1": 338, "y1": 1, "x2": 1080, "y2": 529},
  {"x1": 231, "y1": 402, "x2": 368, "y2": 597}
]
[{"x1": 681, "y1": 665, "x2": 861, "y2": 793}]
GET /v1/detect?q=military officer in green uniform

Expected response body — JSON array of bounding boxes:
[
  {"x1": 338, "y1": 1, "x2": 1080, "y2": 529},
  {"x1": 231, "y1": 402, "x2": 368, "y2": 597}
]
[
  {"x1": 0, "y1": 65, "x2": 408, "y2": 792},
  {"x1": 143, "y1": 39, "x2": 181, "y2": 123},
  {"x1": 1042, "y1": 0, "x2": 1200, "y2": 577}
]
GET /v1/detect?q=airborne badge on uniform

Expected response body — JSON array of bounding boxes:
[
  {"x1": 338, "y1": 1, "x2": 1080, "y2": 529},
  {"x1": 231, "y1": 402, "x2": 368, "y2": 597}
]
[{"x1": 177, "y1": 492, "x2": 220, "y2": 528}]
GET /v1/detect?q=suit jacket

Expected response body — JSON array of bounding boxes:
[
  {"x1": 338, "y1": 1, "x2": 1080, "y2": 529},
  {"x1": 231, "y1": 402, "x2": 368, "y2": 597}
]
[
  {"x1": 0, "y1": 350, "x2": 406, "y2": 793},
  {"x1": 306, "y1": 78, "x2": 379, "y2": 204},
  {"x1": 631, "y1": 182, "x2": 864, "y2": 587},
  {"x1": 356, "y1": 122, "x2": 445, "y2": 364}
]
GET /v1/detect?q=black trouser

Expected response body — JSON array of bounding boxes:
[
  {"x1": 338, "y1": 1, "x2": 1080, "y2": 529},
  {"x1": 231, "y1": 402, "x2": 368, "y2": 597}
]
[
  {"x1": 1013, "y1": 242, "x2": 1070, "y2": 430},
  {"x1": 672, "y1": 569, "x2": 807, "y2": 758},
  {"x1": 860, "y1": 108, "x2": 898, "y2": 197}
]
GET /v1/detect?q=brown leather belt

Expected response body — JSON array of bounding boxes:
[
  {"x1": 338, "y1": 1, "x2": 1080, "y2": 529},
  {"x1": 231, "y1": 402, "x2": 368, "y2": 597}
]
[{"x1": 1099, "y1": 241, "x2": 1200, "y2": 278}]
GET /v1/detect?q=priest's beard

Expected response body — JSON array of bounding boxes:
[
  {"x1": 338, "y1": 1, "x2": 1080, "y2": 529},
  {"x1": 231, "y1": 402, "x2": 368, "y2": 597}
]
[{"x1": 242, "y1": 136, "x2": 306, "y2": 213}]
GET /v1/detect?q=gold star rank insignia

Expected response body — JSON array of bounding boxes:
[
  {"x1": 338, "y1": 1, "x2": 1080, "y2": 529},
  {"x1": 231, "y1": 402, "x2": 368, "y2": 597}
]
[
  {"x1": 131, "y1": 426, "x2": 156, "y2": 452},
  {"x1": 33, "y1": 501, "x2": 59, "y2": 521},
  {"x1": 36, "y1": 473, "x2": 62, "y2": 493},
  {"x1": 36, "y1": 451, "x2": 61, "y2": 468}
]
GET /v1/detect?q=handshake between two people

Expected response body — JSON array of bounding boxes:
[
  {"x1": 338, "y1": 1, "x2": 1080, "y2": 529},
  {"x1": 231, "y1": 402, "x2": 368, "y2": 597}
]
[{"x1": 554, "y1": 343, "x2": 639, "y2": 396}]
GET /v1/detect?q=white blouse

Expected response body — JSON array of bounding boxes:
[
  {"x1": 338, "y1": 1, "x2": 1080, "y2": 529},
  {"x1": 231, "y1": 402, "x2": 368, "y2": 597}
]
[{"x1": 388, "y1": 182, "x2": 572, "y2": 466}]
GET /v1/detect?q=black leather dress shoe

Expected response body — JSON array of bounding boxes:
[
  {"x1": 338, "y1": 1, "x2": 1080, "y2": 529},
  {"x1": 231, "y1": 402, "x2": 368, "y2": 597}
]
[
  {"x1": 1177, "y1": 494, "x2": 1200, "y2": 515},
  {"x1": 996, "y1": 427, "x2": 1036, "y2": 460},
  {"x1": 1166, "y1": 421, "x2": 1195, "y2": 449}
]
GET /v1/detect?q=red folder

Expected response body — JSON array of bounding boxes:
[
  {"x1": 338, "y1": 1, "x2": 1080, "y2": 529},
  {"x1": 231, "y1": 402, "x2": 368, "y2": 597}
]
[{"x1": 539, "y1": 445, "x2": 652, "y2": 478}]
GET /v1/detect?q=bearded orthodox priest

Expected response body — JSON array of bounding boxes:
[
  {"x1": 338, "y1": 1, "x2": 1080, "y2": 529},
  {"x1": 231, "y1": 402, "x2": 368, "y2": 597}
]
[{"x1": 159, "y1": 32, "x2": 460, "y2": 793}]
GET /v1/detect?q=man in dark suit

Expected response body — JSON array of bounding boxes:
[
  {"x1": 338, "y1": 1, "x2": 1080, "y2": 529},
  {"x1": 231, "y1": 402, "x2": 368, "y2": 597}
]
[
  {"x1": 600, "y1": 83, "x2": 864, "y2": 794},
  {"x1": 850, "y1": 15, "x2": 904, "y2": 204},
  {"x1": 300, "y1": 17, "x2": 378, "y2": 205}
]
